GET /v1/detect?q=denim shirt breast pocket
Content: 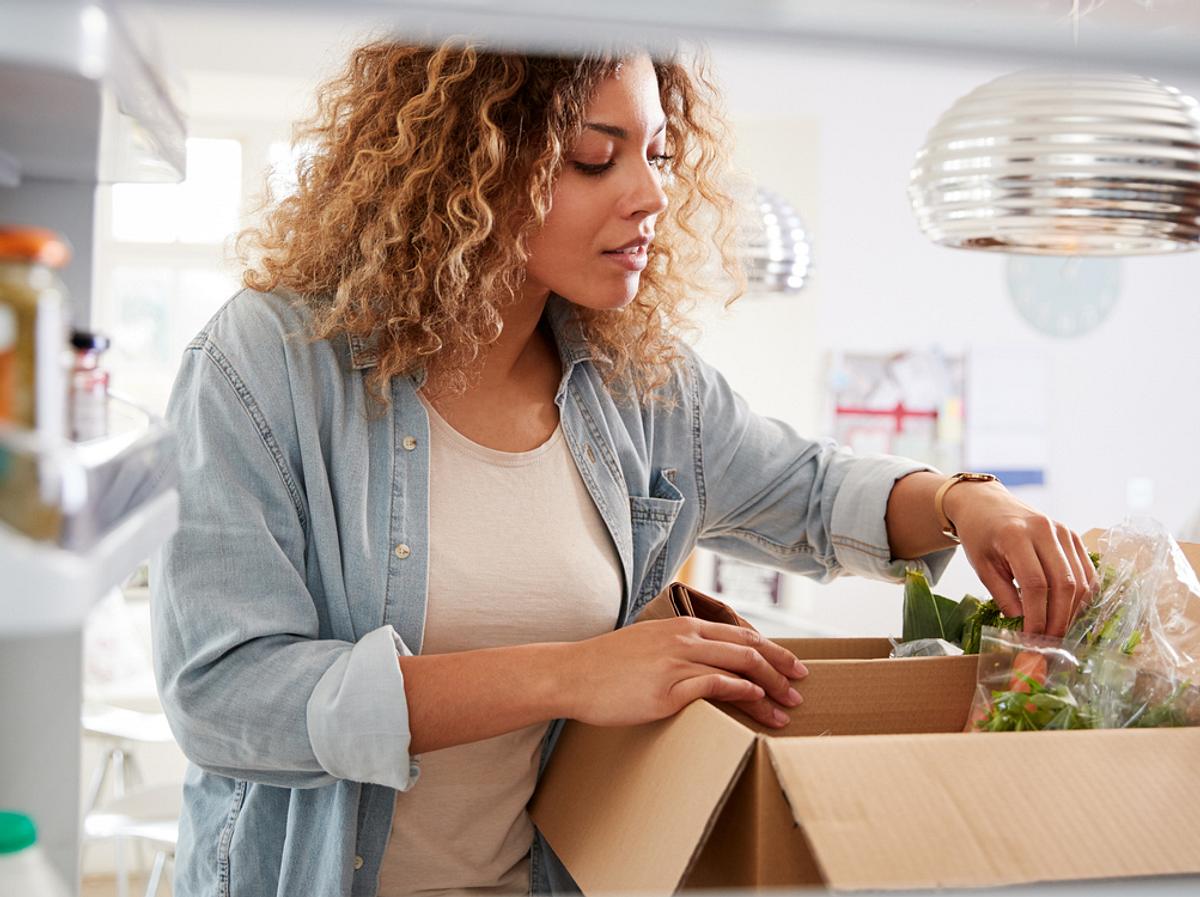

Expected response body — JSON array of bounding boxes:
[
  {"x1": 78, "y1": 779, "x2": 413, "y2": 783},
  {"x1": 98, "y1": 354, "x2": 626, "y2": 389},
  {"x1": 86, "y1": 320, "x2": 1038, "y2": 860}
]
[{"x1": 627, "y1": 468, "x2": 685, "y2": 618}]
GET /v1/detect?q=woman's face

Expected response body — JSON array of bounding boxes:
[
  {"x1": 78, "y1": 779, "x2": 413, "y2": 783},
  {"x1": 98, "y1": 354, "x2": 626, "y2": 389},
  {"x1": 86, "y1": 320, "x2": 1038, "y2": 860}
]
[{"x1": 524, "y1": 54, "x2": 671, "y2": 311}]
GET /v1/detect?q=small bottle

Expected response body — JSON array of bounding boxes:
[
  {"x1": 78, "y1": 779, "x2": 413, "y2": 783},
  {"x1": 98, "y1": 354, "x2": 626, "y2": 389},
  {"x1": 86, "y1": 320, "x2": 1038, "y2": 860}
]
[
  {"x1": 68, "y1": 330, "x2": 110, "y2": 442},
  {"x1": 0, "y1": 811, "x2": 70, "y2": 897}
]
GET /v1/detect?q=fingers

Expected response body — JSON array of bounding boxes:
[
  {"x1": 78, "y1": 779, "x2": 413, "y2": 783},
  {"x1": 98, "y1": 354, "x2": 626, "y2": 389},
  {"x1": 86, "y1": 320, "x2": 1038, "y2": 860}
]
[
  {"x1": 977, "y1": 562, "x2": 1024, "y2": 620},
  {"x1": 671, "y1": 661, "x2": 796, "y2": 729},
  {"x1": 1059, "y1": 525, "x2": 1092, "y2": 628},
  {"x1": 730, "y1": 695, "x2": 795, "y2": 729},
  {"x1": 984, "y1": 520, "x2": 1092, "y2": 637},
  {"x1": 1034, "y1": 529, "x2": 1079, "y2": 639},
  {"x1": 669, "y1": 672, "x2": 764, "y2": 709},
  {"x1": 1005, "y1": 539, "x2": 1050, "y2": 635},
  {"x1": 684, "y1": 638, "x2": 803, "y2": 709},
  {"x1": 1072, "y1": 529, "x2": 1098, "y2": 595},
  {"x1": 691, "y1": 619, "x2": 809, "y2": 680}
]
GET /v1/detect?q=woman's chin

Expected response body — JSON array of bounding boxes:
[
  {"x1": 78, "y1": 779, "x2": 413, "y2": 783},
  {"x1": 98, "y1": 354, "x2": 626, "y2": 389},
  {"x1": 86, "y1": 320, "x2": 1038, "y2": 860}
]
[{"x1": 562, "y1": 289, "x2": 639, "y2": 313}]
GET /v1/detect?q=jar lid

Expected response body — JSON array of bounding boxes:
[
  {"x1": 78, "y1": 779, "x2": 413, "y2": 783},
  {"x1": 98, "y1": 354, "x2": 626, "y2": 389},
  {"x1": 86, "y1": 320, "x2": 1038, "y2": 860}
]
[
  {"x1": 0, "y1": 227, "x2": 71, "y2": 268},
  {"x1": 0, "y1": 811, "x2": 37, "y2": 854}
]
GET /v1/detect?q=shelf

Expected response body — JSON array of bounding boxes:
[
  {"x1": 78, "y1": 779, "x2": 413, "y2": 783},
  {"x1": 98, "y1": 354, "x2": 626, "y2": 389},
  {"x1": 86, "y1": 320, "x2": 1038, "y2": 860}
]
[
  {"x1": 1, "y1": 487, "x2": 177, "y2": 634},
  {"x1": 0, "y1": 394, "x2": 180, "y2": 634},
  {"x1": 0, "y1": 394, "x2": 179, "y2": 541},
  {"x1": 168, "y1": 0, "x2": 1200, "y2": 74},
  {"x1": 0, "y1": 0, "x2": 185, "y2": 186}
]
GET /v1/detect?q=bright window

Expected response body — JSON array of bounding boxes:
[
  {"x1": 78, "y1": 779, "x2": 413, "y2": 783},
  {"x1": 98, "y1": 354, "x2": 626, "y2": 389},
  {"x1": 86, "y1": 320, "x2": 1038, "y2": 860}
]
[
  {"x1": 111, "y1": 138, "x2": 243, "y2": 244},
  {"x1": 95, "y1": 130, "x2": 286, "y2": 415}
]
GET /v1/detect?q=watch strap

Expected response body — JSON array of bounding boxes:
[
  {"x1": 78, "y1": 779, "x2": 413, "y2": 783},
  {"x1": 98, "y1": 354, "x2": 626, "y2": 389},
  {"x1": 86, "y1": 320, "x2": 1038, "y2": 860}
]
[{"x1": 934, "y1": 472, "x2": 998, "y2": 542}]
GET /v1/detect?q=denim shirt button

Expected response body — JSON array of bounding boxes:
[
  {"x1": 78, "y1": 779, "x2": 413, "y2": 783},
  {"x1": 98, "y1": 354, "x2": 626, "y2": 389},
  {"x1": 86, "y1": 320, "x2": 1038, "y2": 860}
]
[
  {"x1": 402, "y1": 436, "x2": 417, "y2": 451},
  {"x1": 584, "y1": 444, "x2": 596, "y2": 464},
  {"x1": 394, "y1": 543, "x2": 412, "y2": 559},
  {"x1": 353, "y1": 855, "x2": 365, "y2": 871}
]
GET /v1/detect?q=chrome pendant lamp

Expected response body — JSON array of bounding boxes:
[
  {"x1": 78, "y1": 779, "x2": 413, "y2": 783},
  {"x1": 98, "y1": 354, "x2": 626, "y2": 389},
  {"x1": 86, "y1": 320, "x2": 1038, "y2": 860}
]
[
  {"x1": 909, "y1": 69, "x2": 1200, "y2": 255},
  {"x1": 742, "y1": 188, "x2": 812, "y2": 292}
]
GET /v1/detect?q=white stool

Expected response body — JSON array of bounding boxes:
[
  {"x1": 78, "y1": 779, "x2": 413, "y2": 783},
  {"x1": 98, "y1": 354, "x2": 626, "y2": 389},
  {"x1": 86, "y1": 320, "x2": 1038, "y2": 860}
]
[
  {"x1": 83, "y1": 783, "x2": 180, "y2": 897},
  {"x1": 81, "y1": 705, "x2": 178, "y2": 897},
  {"x1": 82, "y1": 704, "x2": 175, "y2": 814}
]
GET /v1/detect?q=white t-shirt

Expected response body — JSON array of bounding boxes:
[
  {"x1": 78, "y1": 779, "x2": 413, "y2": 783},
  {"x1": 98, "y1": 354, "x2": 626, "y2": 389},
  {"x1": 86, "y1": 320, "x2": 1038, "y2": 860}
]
[{"x1": 376, "y1": 392, "x2": 622, "y2": 897}]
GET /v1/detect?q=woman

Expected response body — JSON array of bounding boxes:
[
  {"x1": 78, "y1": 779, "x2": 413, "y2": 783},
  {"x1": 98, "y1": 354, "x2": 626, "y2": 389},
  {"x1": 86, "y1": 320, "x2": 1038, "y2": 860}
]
[{"x1": 151, "y1": 39, "x2": 1096, "y2": 896}]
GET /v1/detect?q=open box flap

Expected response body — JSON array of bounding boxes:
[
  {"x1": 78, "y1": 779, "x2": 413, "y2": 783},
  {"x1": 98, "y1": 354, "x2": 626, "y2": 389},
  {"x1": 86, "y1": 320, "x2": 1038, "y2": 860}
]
[
  {"x1": 765, "y1": 728, "x2": 1200, "y2": 890},
  {"x1": 529, "y1": 698, "x2": 756, "y2": 894}
]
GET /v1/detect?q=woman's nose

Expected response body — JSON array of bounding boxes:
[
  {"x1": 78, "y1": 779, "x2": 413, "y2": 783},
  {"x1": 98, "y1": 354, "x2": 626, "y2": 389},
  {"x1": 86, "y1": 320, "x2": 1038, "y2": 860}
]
[{"x1": 622, "y1": 161, "x2": 669, "y2": 219}]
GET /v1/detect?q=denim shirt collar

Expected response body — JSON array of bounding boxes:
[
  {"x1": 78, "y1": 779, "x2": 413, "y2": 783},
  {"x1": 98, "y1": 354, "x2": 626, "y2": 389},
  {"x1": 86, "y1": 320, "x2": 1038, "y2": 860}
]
[{"x1": 345, "y1": 293, "x2": 600, "y2": 393}]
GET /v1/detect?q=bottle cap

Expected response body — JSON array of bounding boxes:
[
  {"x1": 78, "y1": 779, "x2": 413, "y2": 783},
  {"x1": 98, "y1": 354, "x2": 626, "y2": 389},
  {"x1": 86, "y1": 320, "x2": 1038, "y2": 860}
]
[
  {"x1": 0, "y1": 227, "x2": 71, "y2": 268},
  {"x1": 0, "y1": 811, "x2": 37, "y2": 854},
  {"x1": 70, "y1": 330, "x2": 111, "y2": 353}
]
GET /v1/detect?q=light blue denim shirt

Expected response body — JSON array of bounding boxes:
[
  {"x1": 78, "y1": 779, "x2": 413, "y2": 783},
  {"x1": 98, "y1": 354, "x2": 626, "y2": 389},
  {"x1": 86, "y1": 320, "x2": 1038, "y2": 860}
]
[{"x1": 150, "y1": 288, "x2": 953, "y2": 897}]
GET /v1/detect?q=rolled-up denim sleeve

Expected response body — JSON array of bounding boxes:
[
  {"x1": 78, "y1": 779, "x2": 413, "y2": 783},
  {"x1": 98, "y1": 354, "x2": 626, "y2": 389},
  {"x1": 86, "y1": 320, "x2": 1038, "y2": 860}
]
[
  {"x1": 308, "y1": 627, "x2": 421, "y2": 787},
  {"x1": 687, "y1": 347, "x2": 955, "y2": 585},
  {"x1": 150, "y1": 339, "x2": 419, "y2": 791}
]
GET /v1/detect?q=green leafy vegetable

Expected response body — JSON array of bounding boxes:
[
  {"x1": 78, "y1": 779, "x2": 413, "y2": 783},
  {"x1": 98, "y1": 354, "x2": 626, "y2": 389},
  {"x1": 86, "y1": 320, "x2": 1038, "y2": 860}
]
[
  {"x1": 978, "y1": 675, "x2": 1096, "y2": 732},
  {"x1": 961, "y1": 598, "x2": 1023, "y2": 655},
  {"x1": 902, "y1": 570, "x2": 968, "y2": 643},
  {"x1": 901, "y1": 570, "x2": 1023, "y2": 654},
  {"x1": 1129, "y1": 680, "x2": 1195, "y2": 728}
]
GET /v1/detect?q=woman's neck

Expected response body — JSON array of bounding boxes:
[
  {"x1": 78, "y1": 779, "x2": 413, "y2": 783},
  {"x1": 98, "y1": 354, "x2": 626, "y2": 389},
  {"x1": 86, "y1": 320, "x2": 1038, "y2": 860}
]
[{"x1": 423, "y1": 287, "x2": 557, "y2": 400}]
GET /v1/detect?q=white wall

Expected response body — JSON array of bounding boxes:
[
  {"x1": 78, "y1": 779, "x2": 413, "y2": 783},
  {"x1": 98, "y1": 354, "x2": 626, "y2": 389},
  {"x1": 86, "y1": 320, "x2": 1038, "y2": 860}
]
[{"x1": 690, "y1": 40, "x2": 1200, "y2": 635}]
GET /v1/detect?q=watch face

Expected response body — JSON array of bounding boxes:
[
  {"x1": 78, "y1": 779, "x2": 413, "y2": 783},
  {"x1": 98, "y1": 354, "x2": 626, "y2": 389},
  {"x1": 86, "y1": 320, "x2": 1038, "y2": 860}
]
[{"x1": 1005, "y1": 255, "x2": 1121, "y2": 338}]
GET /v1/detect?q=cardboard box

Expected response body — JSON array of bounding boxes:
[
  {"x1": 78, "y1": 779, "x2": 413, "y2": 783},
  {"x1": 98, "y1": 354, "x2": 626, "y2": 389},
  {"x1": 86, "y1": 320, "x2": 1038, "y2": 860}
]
[{"x1": 529, "y1": 538, "x2": 1200, "y2": 892}]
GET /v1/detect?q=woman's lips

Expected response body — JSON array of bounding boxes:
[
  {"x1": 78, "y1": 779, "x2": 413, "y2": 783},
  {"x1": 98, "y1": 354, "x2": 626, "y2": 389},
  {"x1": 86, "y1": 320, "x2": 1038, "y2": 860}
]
[{"x1": 601, "y1": 243, "x2": 648, "y2": 272}]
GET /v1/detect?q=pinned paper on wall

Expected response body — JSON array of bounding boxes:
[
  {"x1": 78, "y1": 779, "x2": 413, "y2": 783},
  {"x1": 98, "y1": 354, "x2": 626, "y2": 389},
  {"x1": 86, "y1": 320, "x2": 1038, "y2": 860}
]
[{"x1": 824, "y1": 348, "x2": 965, "y2": 474}]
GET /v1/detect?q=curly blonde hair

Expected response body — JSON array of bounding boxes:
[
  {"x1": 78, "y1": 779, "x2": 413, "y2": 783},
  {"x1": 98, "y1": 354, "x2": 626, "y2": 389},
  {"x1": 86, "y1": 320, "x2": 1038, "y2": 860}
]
[{"x1": 239, "y1": 39, "x2": 743, "y2": 407}]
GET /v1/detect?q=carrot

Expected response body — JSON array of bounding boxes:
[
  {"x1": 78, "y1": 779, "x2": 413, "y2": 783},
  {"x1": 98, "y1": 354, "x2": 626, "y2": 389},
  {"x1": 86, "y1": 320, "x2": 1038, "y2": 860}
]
[{"x1": 1008, "y1": 651, "x2": 1048, "y2": 693}]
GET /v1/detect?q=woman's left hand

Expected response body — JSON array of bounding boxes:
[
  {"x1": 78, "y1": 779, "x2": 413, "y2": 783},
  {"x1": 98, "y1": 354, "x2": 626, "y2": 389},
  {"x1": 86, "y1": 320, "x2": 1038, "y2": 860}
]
[{"x1": 943, "y1": 483, "x2": 1097, "y2": 637}]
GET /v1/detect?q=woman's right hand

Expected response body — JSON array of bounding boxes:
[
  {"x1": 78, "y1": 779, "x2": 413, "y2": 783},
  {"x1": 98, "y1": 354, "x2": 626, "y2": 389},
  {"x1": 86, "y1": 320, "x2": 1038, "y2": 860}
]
[{"x1": 561, "y1": 618, "x2": 807, "y2": 730}]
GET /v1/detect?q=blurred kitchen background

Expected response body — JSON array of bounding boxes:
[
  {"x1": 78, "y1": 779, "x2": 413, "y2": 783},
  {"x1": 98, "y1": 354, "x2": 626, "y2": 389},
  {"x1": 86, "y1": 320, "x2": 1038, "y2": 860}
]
[
  {"x1": 4, "y1": 1, "x2": 1200, "y2": 892},
  {"x1": 95, "y1": 2, "x2": 1200, "y2": 631}
]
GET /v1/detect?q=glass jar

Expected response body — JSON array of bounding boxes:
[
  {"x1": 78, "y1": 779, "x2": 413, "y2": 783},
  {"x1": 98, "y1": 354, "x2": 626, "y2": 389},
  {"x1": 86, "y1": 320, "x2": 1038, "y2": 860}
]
[
  {"x1": 0, "y1": 227, "x2": 71, "y2": 541},
  {"x1": 0, "y1": 227, "x2": 70, "y2": 433}
]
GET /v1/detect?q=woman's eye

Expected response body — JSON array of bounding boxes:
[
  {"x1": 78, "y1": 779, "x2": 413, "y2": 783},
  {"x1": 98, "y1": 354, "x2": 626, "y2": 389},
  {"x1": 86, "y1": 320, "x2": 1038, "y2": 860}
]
[
  {"x1": 572, "y1": 160, "x2": 615, "y2": 176},
  {"x1": 570, "y1": 154, "x2": 674, "y2": 177}
]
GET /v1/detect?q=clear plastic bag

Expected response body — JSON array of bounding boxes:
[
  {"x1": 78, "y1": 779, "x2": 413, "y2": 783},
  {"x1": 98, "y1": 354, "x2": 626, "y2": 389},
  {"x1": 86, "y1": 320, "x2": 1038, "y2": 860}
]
[
  {"x1": 967, "y1": 518, "x2": 1200, "y2": 732},
  {"x1": 890, "y1": 637, "x2": 964, "y2": 658},
  {"x1": 966, "y1": 628, "x2": 1093, "y2": 731},
  {"x1": 1065, "y1": 517, "x2": 1200, "y2": 681}
]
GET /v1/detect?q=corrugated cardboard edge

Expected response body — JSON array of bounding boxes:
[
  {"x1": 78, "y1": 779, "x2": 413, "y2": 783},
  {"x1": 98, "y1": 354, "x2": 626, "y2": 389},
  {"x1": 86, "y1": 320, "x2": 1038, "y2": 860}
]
[
  {"x1": 764, "y1": 728, "x2": 1200, "y2": 890},
  {"x1": 685, "y1": 737, "x2": 826, "y2": 890},
  {"x1": 675, "y1": 724, "x2": 759, "y2": 889},
  {"x1": 529, "y1": 699, "x2": 756, "y2": 894}
]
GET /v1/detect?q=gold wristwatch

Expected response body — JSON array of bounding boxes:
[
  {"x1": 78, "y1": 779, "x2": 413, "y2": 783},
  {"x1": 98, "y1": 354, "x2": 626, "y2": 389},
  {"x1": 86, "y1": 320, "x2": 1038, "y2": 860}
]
[{"x1": 933, "y1": 472, "x2": 999, "y2": 543}]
